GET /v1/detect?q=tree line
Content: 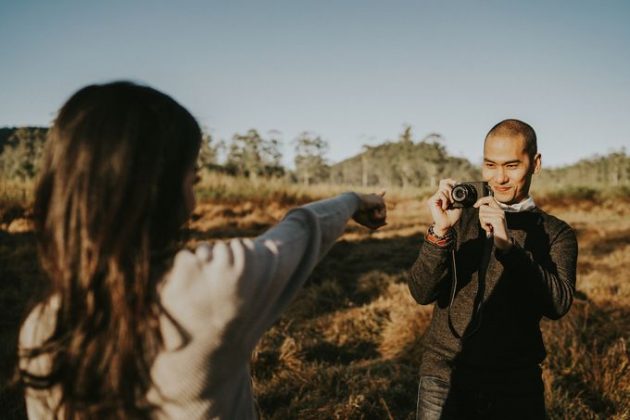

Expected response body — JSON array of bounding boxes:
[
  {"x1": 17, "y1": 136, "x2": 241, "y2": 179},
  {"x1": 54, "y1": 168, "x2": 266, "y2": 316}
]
[
  {"x1": 537, "y1": 150, "x2": 630, "y2": 187},
  {"x1": 1, "y1": 126, "x2": 629, "y2": 189}
]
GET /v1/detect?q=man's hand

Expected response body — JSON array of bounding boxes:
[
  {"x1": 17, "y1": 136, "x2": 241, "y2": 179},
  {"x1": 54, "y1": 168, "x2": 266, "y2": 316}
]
[
  {"x1": 427, "y1": 179, "x2": 463, "y2": 236},
  {"x1": 353, "y1": 191, "x2": 387, "y2": 230},
  {"x1": 474, "y1": 196, "x2": 513, "y2": 251}
]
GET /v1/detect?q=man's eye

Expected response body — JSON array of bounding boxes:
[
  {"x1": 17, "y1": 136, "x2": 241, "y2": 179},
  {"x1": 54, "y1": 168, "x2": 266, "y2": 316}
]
[
  {"x1": 507, "y1": 164, "x2": 518, "y2": 169},
  {"x1": 485, "y1": 163, "x2": 495, "y2": 168}
]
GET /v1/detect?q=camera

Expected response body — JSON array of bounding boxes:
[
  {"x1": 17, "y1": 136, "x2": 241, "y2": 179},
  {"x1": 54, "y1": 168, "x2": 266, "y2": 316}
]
[{"x1": 450, "y1": 182, "x2": 491, "y2": 208}]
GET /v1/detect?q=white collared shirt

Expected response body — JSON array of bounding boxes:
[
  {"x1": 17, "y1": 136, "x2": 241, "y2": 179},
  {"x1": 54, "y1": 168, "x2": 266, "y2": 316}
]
[{"x1": 497, "y1": 196, "x2": 536, "y2": 213}]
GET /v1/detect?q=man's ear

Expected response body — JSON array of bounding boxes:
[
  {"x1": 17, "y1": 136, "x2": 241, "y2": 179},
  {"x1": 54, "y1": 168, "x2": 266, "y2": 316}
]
[{"x1": 532, "y1": 153, "x2": 542, "y2": 174}]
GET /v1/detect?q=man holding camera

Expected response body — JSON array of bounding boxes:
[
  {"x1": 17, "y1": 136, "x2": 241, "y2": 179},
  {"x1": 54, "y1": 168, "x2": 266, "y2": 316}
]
[{"x1": 408, "y1": 119, "x2": 578, "y2": 419}]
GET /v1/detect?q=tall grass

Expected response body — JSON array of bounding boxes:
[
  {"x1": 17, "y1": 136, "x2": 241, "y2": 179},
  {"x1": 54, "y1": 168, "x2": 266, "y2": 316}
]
[
  {"x1": 194, "y1": 171, "x2": 434, "y2": 205},
  {"x1": 2, "y1": 170, "x2": 627, "y2": 213},
  {"x1": 248, "y1": 195, "x2": 630, "y2": 419},
  {"x1": 0, "y1": 180, "x2": 32, "y2": 228}
]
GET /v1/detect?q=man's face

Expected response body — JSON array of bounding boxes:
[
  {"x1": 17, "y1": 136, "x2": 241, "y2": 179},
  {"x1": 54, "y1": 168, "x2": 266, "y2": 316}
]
[{"x1": 482, "y1": 134, "x2": 541, "y2": 204}]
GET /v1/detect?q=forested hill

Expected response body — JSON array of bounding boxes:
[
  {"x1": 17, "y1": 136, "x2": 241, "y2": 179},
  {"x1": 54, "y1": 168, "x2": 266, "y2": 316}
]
[{"x1": 329, "y1": 127, "x2": 480, "y2": 188}]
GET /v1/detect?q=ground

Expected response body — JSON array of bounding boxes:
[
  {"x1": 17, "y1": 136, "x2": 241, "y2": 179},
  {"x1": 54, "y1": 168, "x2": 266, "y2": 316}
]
[{"x1": 1, "y1": 194, "x2": 628, "y2": 419}]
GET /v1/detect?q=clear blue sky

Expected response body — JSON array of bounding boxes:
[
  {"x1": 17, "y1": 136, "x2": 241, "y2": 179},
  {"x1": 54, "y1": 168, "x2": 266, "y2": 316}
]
[{"x1": 1, "y1": 0, "x2": 629, "y2": 168}]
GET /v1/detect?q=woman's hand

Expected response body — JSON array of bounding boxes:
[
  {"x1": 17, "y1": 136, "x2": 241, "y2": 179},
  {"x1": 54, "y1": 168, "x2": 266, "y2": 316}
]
[{"x1": 353, "y1": 191, "x2": 387, "y2": 230}]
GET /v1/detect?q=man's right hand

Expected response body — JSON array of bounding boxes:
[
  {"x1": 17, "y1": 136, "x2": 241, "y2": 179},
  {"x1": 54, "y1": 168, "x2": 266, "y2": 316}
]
[{"x1": 427, "y1": 178, "x2": 463, "y2": 236}]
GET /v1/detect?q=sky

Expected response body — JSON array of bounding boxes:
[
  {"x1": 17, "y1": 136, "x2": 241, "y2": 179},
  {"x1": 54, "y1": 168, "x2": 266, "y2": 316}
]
[{"x1": 1, "y1": 0, "x2": 629, "y2": 168}]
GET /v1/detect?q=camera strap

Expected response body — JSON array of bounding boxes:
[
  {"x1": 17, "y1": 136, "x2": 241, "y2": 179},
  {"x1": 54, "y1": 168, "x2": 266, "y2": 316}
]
[{"x1": 447, "y1": 235, "x2": 492, "y2": 340}]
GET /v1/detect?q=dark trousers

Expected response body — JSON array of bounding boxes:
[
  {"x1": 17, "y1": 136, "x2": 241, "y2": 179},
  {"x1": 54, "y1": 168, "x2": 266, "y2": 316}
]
[{"x1": 416, "y1": 376, "x2": 547, "y2": 420}]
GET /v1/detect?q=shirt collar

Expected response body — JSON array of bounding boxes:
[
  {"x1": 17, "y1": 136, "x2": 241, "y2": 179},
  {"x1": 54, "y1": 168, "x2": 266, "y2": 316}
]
[{"x1": 497, "y1": 196, "x2": 536, "y2": 213}]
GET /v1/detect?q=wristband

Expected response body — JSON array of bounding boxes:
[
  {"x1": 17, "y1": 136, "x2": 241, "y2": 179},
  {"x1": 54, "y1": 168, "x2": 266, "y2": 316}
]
[
  {"x1": 428, "y1": 223, "x2": 451, "y2": 239},
  {"x1": 426, "y1": 223, "x2": 455, "y2": 248}
]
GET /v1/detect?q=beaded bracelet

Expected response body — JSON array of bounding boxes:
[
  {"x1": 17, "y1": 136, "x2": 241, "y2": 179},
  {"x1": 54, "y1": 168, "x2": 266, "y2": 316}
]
[{"x1": 426, "y1": 223, "x2": 455, "y2": 248}]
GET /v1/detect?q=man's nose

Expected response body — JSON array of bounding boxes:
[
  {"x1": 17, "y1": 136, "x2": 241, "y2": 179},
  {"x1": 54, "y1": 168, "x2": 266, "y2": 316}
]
[{"x1": 495, "y1": 168, "x2": 508, "y2": 183}]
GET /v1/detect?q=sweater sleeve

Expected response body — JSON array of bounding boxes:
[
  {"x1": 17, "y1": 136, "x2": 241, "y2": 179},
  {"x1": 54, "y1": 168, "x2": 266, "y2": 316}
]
[
  {"x1": 407, "y1": 238, "x2": 453, "y2": 305},
  {"x1": 161, "y1": 193, "x2": 361, "y2": 360},
  {"x1": 18, "y1": 298, "x2": 62, "y2": 419},
  {"x1": 235, "y1": 192, "x2": 360, "y2": 348},
  {"x1": 496, "y1": 222, "x2": 578, "y2": 319}
]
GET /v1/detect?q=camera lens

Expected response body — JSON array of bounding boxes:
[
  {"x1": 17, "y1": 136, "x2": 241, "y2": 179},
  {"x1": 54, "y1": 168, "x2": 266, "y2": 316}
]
[
  {"x1": 452, "y1": 185, "x2": 467, "y2": 201},
  {"x1": 451, "y1": 184, "x2": 477, "y2": 207}
]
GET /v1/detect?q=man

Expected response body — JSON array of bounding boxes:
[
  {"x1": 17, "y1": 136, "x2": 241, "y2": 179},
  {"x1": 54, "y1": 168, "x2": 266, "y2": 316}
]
[{"x1": 408, "y1": 119, "x2": 578, "y2": 419}]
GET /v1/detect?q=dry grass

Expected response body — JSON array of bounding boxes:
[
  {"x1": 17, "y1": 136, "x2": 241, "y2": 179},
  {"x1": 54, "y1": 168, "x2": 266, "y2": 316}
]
[
  {"x1": 193, "y1": 172, "x2": 431, "y2": 207},
  {"x1": 0, "y1": 183, "x2": 628, "y2": 419}
]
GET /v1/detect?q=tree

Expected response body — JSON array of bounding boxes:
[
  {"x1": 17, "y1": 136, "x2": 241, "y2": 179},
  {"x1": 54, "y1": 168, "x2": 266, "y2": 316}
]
[
  {"x1": 395, "y1": 125, "x2": 421, "y2": 189},
  {"x1": 259, "y1": 130, "x2": 284, "y2": 178},
  {"x1": 0, "y1": 127, "x2": 47, "y2": 181},
  {"x1": 293, "y1": 132, "x2": 329, "y2": 185},
  {"x1": 226, "y1": 129, "x2": 284, "y2": 180},
  {"x1": 196, "y1": 130, "x2": 222, "y2": 171},
  {"x1": 418, "y1": 133, "x2": 447, "y2": 188}
]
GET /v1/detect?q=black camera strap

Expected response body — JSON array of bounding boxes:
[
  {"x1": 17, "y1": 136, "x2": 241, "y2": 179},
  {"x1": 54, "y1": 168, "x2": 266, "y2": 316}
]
[{"x1": 447, "y1": 235, "x2": 492, "y2": 340}]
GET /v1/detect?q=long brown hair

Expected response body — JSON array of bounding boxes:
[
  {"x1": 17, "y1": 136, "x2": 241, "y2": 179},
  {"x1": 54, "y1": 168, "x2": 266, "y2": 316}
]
[{"x1": 20, "y1": 81, "x2": 201, "y2": 418}]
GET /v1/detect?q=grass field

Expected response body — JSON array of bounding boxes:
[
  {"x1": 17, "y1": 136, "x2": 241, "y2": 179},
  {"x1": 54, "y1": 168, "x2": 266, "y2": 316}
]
[{"x1": 0, "y1": 182, "x2": 628, "y2": 419}]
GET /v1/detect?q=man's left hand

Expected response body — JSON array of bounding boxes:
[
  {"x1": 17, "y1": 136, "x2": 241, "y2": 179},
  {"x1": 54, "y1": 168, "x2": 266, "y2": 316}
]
[{"x1": 474, "y1": 196, "x2": 513, "y2": 251}]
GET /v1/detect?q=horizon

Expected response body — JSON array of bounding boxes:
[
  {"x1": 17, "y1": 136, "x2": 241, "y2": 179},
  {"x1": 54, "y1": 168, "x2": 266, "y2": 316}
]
[
  {"x1": 1, "y1": 1, "x2": 629, "y2": 168},
  {"x1": 2, "y1": 123, "x2": 625, "y2": 171}
]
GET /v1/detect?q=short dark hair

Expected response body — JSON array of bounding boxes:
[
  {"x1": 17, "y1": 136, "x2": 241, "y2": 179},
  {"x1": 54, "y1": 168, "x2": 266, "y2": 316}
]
[{"x1": 486, "y1": 119, "x2": 537, "y2": 159}]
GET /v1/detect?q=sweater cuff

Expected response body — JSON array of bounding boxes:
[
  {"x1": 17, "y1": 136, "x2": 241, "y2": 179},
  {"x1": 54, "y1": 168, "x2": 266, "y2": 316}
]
[
  {"x1": 341, "y1": 192, "x2": 362, "y2": 214},
  {"x1": 422, "y1": 236, "x2": 455, "y2": 254}
]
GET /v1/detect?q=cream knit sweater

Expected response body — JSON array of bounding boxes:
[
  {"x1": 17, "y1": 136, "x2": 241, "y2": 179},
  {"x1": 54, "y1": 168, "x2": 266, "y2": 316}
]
[{"x1": 19, "y1": 193, "x2": 361, "y2": 419}]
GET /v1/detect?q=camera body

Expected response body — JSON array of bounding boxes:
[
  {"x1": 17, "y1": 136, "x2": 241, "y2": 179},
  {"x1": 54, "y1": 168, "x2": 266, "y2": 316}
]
[{"x1": 450, "y1": 181, "x2": 491, "y2": 208}]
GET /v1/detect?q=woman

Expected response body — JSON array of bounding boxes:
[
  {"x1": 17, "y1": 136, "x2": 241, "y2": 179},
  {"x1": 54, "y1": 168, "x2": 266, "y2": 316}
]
[{"x1": 17, "y1": 81, "x2": 386, "y2": 419}]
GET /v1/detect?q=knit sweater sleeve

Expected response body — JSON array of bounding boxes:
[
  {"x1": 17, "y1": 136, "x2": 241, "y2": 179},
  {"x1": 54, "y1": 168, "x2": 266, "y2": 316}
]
[
  {"x1": 496, "y1": 219, "x2": 578, "y2": 319},
  {"x1": 407, "y1": 237, "x2": 453, "y2": 305},
  {"x1": 235, "y1": 192, "x2": 360, "y2": 349},
  {"x1": 18, "y1": 298, "x2": 62, "y2": 419},
  {"x1": 160, "y1": 193, "x2": 361, "y2": 359}
]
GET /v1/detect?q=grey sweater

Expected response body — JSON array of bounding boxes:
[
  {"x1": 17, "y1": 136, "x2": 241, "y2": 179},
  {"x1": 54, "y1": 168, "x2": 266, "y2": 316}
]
[
  {"x1": 408, "y1": 207, "x2": 578, "y2": 388},
  {"x1": 19, "y1": 193, "x2": 361, "y2": 419}
]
